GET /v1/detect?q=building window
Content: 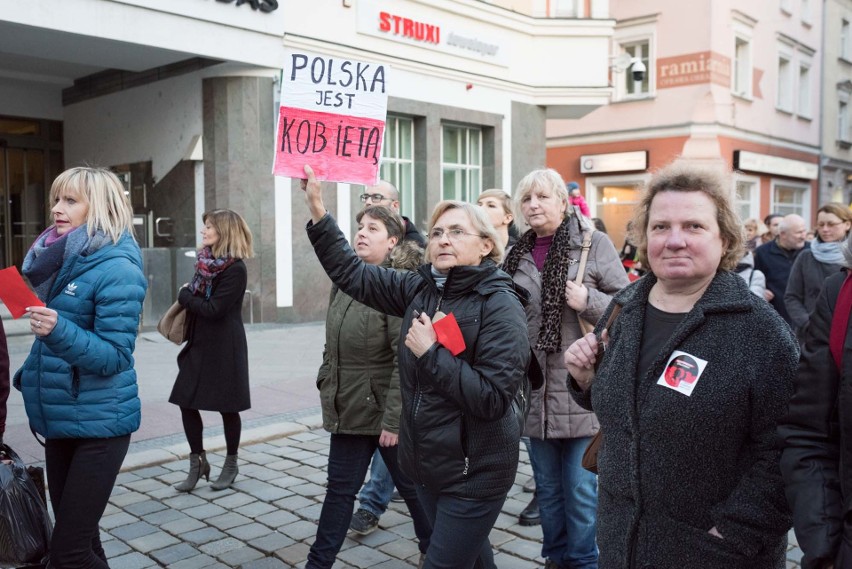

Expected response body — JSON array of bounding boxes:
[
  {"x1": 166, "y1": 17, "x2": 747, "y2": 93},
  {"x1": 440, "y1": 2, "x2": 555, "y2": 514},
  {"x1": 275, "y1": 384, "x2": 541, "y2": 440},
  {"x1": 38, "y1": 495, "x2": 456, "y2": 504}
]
[
  {"x1": 843, "y1": 19, "x2": 851, "y2": 60},
  {"x1": 734, "y1": 177, "x2": 759, "y2": 221},
  {"x1": 551, "y1": 0, "x2": 579, "y2": 17},
  {"x1": 797, "y1": 63, "x2": 811, "y2": 117},
  {"x1": 441, "y1": 125, "x2": 481, "y2": 203},
  {"x1": 801, "y1": 0, "x2": 812, "y2": 25},
  {"x1": 780, "y1": 0, "x2": 792, "y2": 13},
  {"x1": 840, "y1": 100, "x2": 850, "y2": 143},
  {"x1": 777, "y1": 54, "x2": 793, "y2": 112},
  {"x1": 734, "y1": 36, "x2": 752, "y2": 97},
  {"x1": 772, "y1": 182, "x2": 810, "y2": 218},
  {"x1": 623, "y1": 41, "x2": 650, "y2": 96},
  {"x1": 379, "y1": 116, "x2": 415, "y2": 220}
]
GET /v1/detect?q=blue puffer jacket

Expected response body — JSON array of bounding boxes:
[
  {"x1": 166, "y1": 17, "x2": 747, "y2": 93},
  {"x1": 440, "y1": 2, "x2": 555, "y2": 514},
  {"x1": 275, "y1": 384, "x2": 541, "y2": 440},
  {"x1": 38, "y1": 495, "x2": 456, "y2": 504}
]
[{"x1": 14, "y1": 232, "x2": 147, "y2": 439}]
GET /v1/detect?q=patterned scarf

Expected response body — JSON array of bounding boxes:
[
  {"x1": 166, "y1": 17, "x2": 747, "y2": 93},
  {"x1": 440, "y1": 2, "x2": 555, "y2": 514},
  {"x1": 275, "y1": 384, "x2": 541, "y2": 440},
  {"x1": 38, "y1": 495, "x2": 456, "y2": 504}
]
[
  {"x1": 188, "y1": 246, "x2": 236, "y2": 299},
  {"x1": 502, "y1": 215, "x2": 583, "y2": 353},
  {"x1": 22, "y1": 224, "x2": 110, "y2": 301}
]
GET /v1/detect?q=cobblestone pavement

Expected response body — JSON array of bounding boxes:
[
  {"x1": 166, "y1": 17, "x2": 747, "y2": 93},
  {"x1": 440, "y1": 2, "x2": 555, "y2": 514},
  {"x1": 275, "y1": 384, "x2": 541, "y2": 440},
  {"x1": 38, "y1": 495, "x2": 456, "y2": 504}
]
[{"x1": 95, "y1": 415, "x2": 807, "y2": 568}]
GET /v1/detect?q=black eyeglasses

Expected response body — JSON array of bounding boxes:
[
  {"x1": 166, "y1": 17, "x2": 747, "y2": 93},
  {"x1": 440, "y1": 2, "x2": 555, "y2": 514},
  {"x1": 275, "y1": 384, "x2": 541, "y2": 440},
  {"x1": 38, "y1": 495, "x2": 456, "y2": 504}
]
[{"x1": 359, "y1": 193, "x2": 391, "y2": 203}]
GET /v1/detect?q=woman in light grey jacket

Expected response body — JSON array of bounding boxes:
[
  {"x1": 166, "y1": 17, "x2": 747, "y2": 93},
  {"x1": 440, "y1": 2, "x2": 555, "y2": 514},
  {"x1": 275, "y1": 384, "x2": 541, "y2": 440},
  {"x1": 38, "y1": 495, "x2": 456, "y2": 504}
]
[{"x1": 501, "y1": 169, "x2": 628, "y2": 569}]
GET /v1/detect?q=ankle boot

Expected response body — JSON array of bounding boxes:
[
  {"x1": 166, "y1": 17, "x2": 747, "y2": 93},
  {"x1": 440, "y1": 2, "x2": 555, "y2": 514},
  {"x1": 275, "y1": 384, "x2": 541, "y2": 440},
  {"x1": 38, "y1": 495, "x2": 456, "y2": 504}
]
[
  {"x1": 211, "y1": 454, "x2": 239, "y2": 491},
  {"x1": 174, "y1": 451, "x2": 210, "y2": 492},
  {"x1": 519, "y1": 491, "x2": 541, "y2": 526}
]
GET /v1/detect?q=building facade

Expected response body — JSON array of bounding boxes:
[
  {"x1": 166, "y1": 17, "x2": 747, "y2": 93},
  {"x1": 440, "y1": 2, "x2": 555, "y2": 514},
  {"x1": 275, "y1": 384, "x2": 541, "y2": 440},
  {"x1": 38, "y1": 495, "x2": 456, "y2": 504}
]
[
  {"x1": 821, "y1": 0, "x2": 852, "y2": 205},
  {"x1": 546, "y1": 0, "x2": 822, "y2": 250},
  {"x1": 0, "y1": 0, "x2": 614, "y2": 323}
]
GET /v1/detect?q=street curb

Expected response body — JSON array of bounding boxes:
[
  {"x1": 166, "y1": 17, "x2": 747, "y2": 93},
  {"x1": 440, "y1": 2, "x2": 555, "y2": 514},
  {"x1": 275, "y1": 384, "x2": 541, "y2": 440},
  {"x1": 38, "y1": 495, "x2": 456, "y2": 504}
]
[{"x1": 120, "y1": 413, "x2": 325, "y2": 472}]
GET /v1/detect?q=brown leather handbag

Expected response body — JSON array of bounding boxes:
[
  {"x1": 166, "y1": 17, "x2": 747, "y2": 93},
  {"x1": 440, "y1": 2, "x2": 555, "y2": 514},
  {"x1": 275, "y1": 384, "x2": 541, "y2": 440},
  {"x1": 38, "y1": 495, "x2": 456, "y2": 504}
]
[{"x1": 580, "y1": 304, "x2": 623, "y2": 474}]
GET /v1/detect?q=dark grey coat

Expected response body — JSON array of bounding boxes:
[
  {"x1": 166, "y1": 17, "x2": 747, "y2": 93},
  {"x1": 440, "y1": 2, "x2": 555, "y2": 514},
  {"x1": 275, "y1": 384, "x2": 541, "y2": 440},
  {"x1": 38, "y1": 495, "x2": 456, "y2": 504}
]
[
  {"x1": 571, "y1": 271, "x2": 798, "y2": 569},
  {"x1": 784, "y1": 248, "x2": 844, "y2": 337},
  {"x1": 170, "y1": 260, "x2": 250, "y2": 413}
]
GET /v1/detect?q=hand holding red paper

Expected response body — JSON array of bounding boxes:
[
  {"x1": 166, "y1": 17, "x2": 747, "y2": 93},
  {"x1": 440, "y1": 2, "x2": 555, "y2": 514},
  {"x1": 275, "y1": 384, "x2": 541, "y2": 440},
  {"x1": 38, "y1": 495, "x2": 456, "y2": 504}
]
[
  {"x1": 405, "y1": 311, "x2": 438, "y2": 357},
  {"x1": 0, "y1": 266, "x2": 44, "y2": 318},
  {"x1": 27, "y1": 306, "x2": 57, "y2": 337}
]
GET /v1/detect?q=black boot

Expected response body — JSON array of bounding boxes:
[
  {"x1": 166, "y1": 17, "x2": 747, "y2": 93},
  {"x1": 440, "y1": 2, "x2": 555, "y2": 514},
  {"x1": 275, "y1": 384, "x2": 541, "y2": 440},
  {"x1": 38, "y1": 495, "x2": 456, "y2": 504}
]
[
  {"x1": 519, "y1": 491, "x2": 540, "y2": 526},
  {"x1": 211, "y1": 454, "x2": 239, "y2": 491},
  {"x1": 174, "y1": 451, "x2": 210, "y2": 492}
]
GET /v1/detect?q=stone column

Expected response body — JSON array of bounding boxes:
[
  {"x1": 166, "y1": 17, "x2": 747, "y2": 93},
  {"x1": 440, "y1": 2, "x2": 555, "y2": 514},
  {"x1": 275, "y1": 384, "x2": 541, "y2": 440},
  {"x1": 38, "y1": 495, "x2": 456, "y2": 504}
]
[{"x1": 202, "y1": 76, "x2": 276, "y2": 322}]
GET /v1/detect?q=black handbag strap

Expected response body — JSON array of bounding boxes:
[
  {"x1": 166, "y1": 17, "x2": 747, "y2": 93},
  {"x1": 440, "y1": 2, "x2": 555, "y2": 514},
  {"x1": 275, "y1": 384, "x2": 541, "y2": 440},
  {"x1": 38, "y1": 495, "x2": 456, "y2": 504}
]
[{"x1": 30, "y1": 426, "x2": 45, "y2": 448}]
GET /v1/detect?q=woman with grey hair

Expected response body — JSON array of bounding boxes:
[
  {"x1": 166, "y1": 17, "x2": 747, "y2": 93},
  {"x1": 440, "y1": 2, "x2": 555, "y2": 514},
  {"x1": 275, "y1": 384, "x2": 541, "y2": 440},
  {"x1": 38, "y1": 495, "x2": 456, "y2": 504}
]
[
  {"x1": 566, "y1": 161, "x2": 798, "y2": 569},
  {"x1": 502, "y1": 168, "x2": 628, "y2": 569},
  {"x1": 780, "y1": 228, "x2": 852, "y2": 569}
]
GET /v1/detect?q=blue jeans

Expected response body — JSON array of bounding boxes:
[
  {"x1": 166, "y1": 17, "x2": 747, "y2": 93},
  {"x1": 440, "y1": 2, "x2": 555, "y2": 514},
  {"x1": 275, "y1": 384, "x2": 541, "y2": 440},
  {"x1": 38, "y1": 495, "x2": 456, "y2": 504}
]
[
  {"x1": 529, "y1": 437, "x2": 598, "y2": 569},
  {"x1": 357, "y1": 448, "x2": 395, "y2": 517},
  {"x1": 306, "y1": 434, "x2": 432, "y2": 569},
  {"x1": 415, "y1": 486, "x2": 504, "y2": 569}
]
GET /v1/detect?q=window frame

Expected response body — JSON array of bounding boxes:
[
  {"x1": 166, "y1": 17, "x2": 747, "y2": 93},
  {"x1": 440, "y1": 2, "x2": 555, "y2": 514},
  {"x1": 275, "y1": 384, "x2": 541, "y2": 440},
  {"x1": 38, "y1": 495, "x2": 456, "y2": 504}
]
[
  {"x1": 732, "y1": 174, "x2": 761, "y2": 222},
  {"x1": 776, "y1": 49, "x2": 794, "y2": 112},
  {"x1": 440, "y1": 123, "x2": 483, "y2": 204},
  {"x1": 839, "y1": 95, "x2": 851, "y2": 143},
  {"x1": 770, "y1": 179, "x2": 811, "y2": 220},
  {"x1": 378, "y1": 115, "x2": 416, "y2": 220},
  {"x1": 797, "y1": 59, "x2": 812, "y2": 118},
  {"x1": 733, "y1": 29, "x2": 754, "y2": 99},
  {"x1": 842, "y1": 19, "x2": 851, "y2": 61},
  {"x1": 612, "y1": 21, "x2": 656, "y2": 102}
]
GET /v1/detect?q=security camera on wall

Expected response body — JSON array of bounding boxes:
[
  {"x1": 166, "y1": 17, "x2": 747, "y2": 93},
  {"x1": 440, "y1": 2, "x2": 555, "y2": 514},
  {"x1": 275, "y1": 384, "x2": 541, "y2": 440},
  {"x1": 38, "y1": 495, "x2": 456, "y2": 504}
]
[{"x1": 631, "y1": 60, "x2": 647, "y2": 83}]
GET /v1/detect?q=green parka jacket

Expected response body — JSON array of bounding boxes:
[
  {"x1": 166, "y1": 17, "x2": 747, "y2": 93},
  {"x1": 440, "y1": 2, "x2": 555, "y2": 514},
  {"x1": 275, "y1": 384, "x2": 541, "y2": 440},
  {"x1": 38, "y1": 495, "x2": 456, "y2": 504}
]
[{"x1": 317, "y1": 241, "x2": 423, "y2": 435}]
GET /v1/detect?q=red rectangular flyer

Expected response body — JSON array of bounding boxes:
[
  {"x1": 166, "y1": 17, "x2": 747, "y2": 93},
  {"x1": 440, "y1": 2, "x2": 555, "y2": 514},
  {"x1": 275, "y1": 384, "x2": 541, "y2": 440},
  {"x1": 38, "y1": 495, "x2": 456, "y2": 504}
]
[{"x1": 0, "y1": 266, "x2": 44, "y2": 318}]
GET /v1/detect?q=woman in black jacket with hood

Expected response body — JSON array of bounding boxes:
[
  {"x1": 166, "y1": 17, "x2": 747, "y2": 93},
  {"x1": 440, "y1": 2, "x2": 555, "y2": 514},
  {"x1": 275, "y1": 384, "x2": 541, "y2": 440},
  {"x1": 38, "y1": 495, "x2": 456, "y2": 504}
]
[{"x1": 301, "y1": 165, "x2": 530, "y2": 569}]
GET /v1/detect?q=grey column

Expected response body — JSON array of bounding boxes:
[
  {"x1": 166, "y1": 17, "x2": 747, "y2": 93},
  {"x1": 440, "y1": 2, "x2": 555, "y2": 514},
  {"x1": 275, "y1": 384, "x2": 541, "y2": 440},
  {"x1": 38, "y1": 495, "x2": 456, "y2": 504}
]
[{"x1": 511, "y1": 101, "x2": 546, "y2": 190}]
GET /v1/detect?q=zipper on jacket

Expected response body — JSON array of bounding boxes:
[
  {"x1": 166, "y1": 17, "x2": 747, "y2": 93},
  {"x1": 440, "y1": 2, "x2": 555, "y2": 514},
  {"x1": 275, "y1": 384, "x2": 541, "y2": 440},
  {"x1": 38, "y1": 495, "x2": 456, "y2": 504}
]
[
  {"x1": 71, "y1": 367, "x2": 80, "y2": 399},
  {"x1": 461, "y1": 413, "x2": 469, "y2": 476}
]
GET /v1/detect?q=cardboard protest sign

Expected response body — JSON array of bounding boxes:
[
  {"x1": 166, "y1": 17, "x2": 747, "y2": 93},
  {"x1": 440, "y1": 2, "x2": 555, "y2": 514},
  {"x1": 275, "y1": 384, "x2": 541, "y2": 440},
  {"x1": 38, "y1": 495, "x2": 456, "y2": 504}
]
[{"x1": 273, "y1": 50, "x2": 389, "y2": 186}]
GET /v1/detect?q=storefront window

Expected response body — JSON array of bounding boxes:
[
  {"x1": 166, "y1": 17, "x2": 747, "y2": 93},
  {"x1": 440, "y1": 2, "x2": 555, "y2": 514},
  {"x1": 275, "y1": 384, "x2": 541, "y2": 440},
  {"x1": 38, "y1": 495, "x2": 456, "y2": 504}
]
[
  {"x1": 771, "y1": 182, "x2": 810, "y2": 219},
  {"x1": 596, "y1": 183, "x2": 643, "y2": 251},
  {"x1": 734, "y1": 177, "x2": 759, "y2": 221},
  {"x1": 379, "y1": 116, "x2": 415, "y2": 220},
  {"x1": 441, "y1": 125, "x2": 481, "y2": 203}
]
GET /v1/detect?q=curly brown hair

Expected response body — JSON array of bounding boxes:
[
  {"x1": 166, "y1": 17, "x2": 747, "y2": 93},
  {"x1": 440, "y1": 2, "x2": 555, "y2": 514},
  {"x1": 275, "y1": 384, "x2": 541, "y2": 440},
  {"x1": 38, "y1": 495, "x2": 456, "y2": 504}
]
[{"x1": 631, "y1": 162, "x2": 744, "y2": 272}]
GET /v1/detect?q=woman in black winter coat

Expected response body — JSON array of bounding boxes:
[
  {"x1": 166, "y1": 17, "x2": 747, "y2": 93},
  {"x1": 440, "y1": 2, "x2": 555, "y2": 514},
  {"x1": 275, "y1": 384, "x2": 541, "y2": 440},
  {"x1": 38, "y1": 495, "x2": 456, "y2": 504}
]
[
  {"x1": 565, "y1": 162, "x2": 798, "y2": 569},
  {"x1": 779, "y1": 229, "x2": 852, "y2": 569},
  {"x1": 169, "y1": 209, "x2": 254, "y2": 492},
  {"x1": 301, "y1": 165, "x2": 530, "y2": 569}
]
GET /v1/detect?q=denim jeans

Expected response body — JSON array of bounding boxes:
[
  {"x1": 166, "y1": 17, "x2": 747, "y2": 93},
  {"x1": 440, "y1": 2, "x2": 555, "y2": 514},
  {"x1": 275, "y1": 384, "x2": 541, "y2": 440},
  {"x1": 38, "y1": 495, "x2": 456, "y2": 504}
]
[
  {"x1": 45, "y1": 434, "x2": 131, "y2": 569},
  {"x1": 529, "y1": 436, "x2": 599, "y2": 569},
  {"x1": 357, "y1": 448, "x2": 395, "y2": 517},
  {"x1": 415, "y1": 486, "x2": 505, "y2": 569},
  {"x1": 306, "y1": 434, "x2": 432, "y2": 569}
]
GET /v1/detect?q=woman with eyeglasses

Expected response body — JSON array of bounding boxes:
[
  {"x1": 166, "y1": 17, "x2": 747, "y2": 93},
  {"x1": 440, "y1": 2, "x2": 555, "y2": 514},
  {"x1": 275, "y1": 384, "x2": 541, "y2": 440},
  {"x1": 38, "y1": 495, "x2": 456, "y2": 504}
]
[
  {"x1": 301, "y1": 165, "x2": 530, "y2": 569},
  {"x1": 785, "y1": 203, "x2": 852, "y2": 340},
  {"x1": 502, "y1": 168, "x2": 628, "y2": 569}
]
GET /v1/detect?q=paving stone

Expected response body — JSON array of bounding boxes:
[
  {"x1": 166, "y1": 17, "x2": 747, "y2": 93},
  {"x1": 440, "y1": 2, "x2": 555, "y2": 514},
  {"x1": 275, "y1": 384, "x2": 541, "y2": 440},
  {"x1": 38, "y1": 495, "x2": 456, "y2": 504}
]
[
  {"x1": 272, "y1": 494, "x2": 315, "y2": 512},
  {"x1": 149, "y1": 542, "x2": 200, "y2": 565},
  {"x1": 108, "y1": 551, "x2": 157, "y2": 569},
  {"x1": 116, "y1": 471, "x2": 142, "y2": 485},
  {"x1": 239, "y1": 556, "x2": 290, "y2": 569},
  {"x1": 102, "y1": 538, "x2": 132, "y2": 558},
  {"x1": 226, "y1": 522, "x2": 273, "y2": 541},
  {"x1": 167, "y1": 553, "x2": 220, "y2": 569},
  {"x1": 239, "y1": 480, "x2": 294, "y2": 502},
  {"x1": 249, "y1": 531, "x2": 295, "y2": 554},
  {"x1": 235, "y1": 500, "x2": 277, "y2": 518},
  {"x1": 124, "y1": 478, "x2": 171, "y2": 494},
  {"x1": 377, "y1": 536, "x2": 420, "y2": 561},
  {"x1": 199, "y1": 537, "x2": 245, "y2": 556},
  {"x1": 125, "y1": 499, "x2": 169, "y2": 517},
  {"x1": 126, "y1": 530, "x2": 181, "y2": 553},
  {"x1": 109, "y1": 490, "x2": 149, "y2": 507},
  {"x1": 160, "y1": 515, "x2": 207, "y2": 535},
  {"x1": 141, "y1": 506, "x2": 186, "y2": 525},
  {"x1": 163, "y1": 493, "x2": 208, "y2": 510},
  {"x1": 273, "y1": 542, "x2": 311, "y2": 566},
  {"x1": 110, "y1": 520, "x2": 158, "y2": 541},
  {"x1": 493, "y1": 551, "x2": 540, "y2": 569},
  {"x1": 787, "y1": 547, "x2": 804, "y2": 563},
  {"x1": 255, "y1": 509, "x2": 299, "y2": 529},
  {"x1": 337, "y1": 543, "x2": 393, "y2": 568},
  {"x1": 100, "y1": 511, "x2": 139, "y2": 530},
  {"x1": 498, "y1": 536, "x2": 543, "y2": 561},
  {"x1": 216, "y1": 492, "x2": 258, "y2": 510},
  {"x1": 183, "y1": 503, "x2": 229, "y2": 520},
  {"x1": 217, "y1": 545, "x2": 265, "y2": 566},
  {"x1": 279, "y1": 519, "x2": 318, "y2": 541},
  {"x1": 182, "y1": 527, "x2": 229, "y2": 545},
  {"x1": 240, "y1": 451, "x2": 280, "y2": 465},
  {"x1": 287, "y1": 482, "x2": 325, "y2": 499},
  {"x1": 133, "y1": 465, "x2": 172, "y2": 478},
  {"x1": 207, "y1": 511, "x2": 253, "y2": 530}
]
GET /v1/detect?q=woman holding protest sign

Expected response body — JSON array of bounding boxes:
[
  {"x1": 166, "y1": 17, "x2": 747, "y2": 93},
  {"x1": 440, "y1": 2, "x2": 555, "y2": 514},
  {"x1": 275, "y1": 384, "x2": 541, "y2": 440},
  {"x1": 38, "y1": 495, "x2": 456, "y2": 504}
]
[{"x1": 301, "y1": 164, "x2": 530, "y2": 569}]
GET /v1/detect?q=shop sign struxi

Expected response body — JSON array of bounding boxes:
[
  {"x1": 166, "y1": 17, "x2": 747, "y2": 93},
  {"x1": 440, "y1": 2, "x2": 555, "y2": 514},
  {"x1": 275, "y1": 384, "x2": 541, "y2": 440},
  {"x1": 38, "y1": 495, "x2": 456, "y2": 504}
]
[{"x1": 212, "y1": 0, "x2": 278, "y2": 13}]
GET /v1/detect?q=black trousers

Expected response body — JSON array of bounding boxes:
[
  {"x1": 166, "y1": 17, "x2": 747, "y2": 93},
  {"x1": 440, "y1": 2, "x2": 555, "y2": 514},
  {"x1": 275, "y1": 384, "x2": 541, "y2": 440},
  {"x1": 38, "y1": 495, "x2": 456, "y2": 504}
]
[{"x1": 45, "y1": 435, "x2": 130, "y2": 569}]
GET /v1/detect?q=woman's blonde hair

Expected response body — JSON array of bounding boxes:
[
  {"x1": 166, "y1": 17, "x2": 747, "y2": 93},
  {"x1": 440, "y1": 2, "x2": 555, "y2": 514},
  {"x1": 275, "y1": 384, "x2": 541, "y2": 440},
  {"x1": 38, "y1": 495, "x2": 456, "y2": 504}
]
[
  {"x1": 632, "y1": 161, "x2": 744, "y2": 272},
  {"x1": 477, "y1": 189, "x2": 515, "y2": 219},
  {"x1": 514, "y1": 169, "x2": 570, "y2": 219},
  {"x1": 203, "y1": 209, "x2": 254, "y2": 259},
  {"x1": 426, "y1": 200, "x2": 504, "y2": 264},
  {"x1": 50, "y1": 167, "x2": 135, "y2": 244}
]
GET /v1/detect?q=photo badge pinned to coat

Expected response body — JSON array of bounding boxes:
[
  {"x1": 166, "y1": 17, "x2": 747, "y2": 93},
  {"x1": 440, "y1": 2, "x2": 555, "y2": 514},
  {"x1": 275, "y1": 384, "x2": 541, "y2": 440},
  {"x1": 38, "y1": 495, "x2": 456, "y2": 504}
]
[{"x1": 656, "y1": 350, "x2": 708, "y2": 397}]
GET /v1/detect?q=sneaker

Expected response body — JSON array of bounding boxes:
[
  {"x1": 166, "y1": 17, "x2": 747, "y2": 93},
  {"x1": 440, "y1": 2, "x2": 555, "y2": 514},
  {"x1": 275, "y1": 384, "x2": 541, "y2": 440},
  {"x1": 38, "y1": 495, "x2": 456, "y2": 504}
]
[
  {"x1": 349, "y1": 508, "x2": 380, "y2": 535},
  {"x1": 390, "y1": 490, "x2": 404, "y2": 503}
]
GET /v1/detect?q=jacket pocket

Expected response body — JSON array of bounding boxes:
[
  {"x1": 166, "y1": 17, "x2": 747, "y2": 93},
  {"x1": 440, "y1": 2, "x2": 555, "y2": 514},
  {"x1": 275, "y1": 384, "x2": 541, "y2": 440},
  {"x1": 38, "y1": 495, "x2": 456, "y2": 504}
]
[
  {"x1": 418, "y1": 413, "x2": 467, "y2": 487},
  {"x1": 71, "y1": 367, "x2": 80, "y2": 399},
  {"x1": 637, "y1": 513, "x2": 753, "y2": 569}
]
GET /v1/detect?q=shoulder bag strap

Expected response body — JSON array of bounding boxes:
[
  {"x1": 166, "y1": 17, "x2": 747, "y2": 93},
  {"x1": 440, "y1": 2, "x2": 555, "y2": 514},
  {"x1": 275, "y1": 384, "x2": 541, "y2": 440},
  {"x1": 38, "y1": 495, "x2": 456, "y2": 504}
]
[{"x1": 575, "y1": 229, "x2": 595, "y2": 335}]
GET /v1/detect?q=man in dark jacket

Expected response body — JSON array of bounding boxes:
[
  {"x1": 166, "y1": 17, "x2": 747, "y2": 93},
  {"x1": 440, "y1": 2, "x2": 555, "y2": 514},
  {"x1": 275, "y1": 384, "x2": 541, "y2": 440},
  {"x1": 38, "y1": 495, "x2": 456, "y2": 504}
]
[
  {"x1": 359, "y1": 181, "x2": 425, "y2": 248},
  {"x1": 754, "y1": 213, "x2": 808, "y2": 324}
]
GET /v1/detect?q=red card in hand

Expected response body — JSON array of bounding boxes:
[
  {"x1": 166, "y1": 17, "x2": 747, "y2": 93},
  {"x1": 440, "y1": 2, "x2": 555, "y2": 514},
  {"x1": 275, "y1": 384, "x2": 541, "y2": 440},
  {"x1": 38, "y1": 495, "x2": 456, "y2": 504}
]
[
  {"x1": 433, "y1": 312, "x2": 466, "y2": 356},
  {"x1": 0, "y1": 266, "x2": 44, "y2": 318}
]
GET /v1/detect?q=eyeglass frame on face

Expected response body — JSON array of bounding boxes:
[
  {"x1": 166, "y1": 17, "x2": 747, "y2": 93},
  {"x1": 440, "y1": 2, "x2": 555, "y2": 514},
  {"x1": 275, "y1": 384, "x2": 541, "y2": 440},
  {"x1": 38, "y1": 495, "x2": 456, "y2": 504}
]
[
  {"x1": 359, "y1": 193, "x2": 392, "y2": 204},
  {"x1": 429, "y1": 226, "x2": 485, "y2": 242}
]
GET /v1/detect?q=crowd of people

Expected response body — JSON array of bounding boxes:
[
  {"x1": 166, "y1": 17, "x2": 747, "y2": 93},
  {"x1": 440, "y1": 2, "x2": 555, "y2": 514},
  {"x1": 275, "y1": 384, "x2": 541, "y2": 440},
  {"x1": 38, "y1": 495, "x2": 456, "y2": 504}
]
[{"x1": 5, "y1": 161, "x2": 852, "y2": 569}]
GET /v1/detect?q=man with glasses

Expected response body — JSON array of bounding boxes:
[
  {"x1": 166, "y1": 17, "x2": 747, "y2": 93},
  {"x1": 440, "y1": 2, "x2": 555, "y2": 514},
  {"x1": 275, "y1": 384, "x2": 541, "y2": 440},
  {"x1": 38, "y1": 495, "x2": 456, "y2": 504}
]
[
  {"x1": 359, "y1": 181, "x2": 426, "y2": 248},
  {"x1": 349, "y1": 180, "x2": 425, "y2": 537}
]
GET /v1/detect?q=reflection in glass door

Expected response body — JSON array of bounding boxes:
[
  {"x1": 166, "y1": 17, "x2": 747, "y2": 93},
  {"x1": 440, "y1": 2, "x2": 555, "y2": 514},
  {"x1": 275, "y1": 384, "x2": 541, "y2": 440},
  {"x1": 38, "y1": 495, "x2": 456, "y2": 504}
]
[{"x1": 0, "y1": 148, "x2": 47, "y2": 269}]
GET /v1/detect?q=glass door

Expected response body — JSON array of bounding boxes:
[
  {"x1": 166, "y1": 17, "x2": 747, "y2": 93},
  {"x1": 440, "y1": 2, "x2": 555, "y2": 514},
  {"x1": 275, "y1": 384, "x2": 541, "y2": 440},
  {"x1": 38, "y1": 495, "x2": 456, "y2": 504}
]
[{"x1": 0, "y1": 148, "x2": 47, "y2": 269}]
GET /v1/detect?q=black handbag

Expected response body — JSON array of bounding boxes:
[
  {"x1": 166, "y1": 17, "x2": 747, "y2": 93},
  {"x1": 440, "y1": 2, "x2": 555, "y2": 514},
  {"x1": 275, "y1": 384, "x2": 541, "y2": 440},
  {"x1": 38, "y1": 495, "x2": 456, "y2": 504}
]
[{"x1": 0, "y1": 444, "x2": 52, "y2": 567}]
